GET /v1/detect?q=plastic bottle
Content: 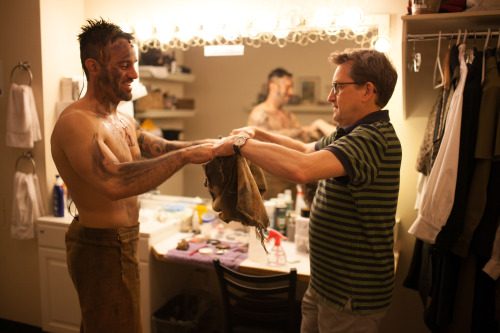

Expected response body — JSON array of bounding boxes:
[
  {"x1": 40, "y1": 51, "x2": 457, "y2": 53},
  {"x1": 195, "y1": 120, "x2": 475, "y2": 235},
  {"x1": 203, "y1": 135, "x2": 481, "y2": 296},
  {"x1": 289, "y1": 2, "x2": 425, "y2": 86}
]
[
  {"x1": 284, "y1": 189, "x2": 294, "y2": 212},
  {"x1": 53, "y1": 175, "x2": 64, "y2": 217},
  {"x1": 275, "y1": 197, "x2": 287, "y2": 235},
  {"x1": 295, "y1": 184, "x2": 307, "y2": 214},
  {"x1": 295, "y1": 208, "x2": 311, "y2": 253},
  {"x1": 170, "y1": 51, "x2": 177, "y2": 73},
  {"x1": 200, "y1": 212, "x2": 216, "y2": 238},
  {"x1": 267, "y1": 229, "x2": 287, "y2": 266},
  {"x1": 191, "y1": 209, "x2": 200, "y2": 233},
  {"x1": 264, "y1": 200, "x2": 276, "y2": 229},
  {"x1": 286, "y1": 211, "x2": 297, "y2": 242}
]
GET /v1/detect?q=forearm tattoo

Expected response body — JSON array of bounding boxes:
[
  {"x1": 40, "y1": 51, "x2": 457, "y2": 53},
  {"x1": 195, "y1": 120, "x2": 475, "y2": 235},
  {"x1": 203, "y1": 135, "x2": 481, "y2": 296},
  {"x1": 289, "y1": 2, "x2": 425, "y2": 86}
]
[{"x1": 91, "y1": 133, "x2": 183, "y2": 187}]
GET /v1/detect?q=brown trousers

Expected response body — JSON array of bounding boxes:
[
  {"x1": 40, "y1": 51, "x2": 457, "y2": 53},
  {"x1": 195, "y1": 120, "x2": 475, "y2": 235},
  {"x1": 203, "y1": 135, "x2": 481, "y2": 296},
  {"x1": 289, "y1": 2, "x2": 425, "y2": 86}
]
[{"x1": 66, "y1": 219, "x2": 142, "y2": 333}]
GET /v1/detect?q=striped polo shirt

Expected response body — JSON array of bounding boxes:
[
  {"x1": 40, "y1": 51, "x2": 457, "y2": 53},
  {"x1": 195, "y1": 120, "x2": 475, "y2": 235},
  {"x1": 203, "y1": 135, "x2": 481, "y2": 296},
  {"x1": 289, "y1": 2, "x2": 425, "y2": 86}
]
[{"x1": 310, "y1": 110, "x2": 401, "y2": 314}]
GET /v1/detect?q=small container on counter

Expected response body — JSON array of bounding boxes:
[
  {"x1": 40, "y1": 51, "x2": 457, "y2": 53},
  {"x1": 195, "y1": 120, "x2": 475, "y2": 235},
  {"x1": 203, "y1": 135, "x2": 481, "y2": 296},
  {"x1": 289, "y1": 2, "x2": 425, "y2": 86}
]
[{"x1": 295, "y1": 207, "x2": 310, "y2": 253}]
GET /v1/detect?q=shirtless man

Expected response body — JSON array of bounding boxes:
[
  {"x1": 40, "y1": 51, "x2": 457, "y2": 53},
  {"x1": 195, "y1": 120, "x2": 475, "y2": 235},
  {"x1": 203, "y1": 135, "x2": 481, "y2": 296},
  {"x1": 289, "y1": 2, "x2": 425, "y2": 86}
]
[
  {"x1": 248, "y1": 68, "x2": 335, "y2": 199},
  {"x1": 248, "y1": 68, "x2": 306, "y2": 140},
  {"x1": 51, "y1": 19, "x2": 213, "y2": 332}
]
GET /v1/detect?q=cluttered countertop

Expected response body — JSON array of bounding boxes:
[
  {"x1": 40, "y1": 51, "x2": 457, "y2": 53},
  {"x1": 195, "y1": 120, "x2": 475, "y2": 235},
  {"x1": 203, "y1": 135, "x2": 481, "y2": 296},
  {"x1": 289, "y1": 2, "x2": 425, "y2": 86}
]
[
  {"x1": 37, "y1": 192, "x2": 311, "y2": 280},
  {"x1": 143, "y1": 192, "x2": 311, "y2": 281}
]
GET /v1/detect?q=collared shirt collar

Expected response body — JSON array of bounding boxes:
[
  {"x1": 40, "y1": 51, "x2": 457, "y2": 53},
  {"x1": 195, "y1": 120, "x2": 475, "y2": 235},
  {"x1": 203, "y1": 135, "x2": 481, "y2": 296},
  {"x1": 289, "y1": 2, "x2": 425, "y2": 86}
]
[{"x1": 335, "y1": 110, "x2": 389, "y2": 140}]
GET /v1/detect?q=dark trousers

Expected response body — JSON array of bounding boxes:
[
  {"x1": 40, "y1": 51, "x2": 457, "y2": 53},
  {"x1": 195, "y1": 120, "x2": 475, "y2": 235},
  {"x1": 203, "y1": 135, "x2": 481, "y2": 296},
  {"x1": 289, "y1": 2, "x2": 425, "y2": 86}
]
[{"x1": 66, "y1": 219, "x2": 142, "y2": 333}]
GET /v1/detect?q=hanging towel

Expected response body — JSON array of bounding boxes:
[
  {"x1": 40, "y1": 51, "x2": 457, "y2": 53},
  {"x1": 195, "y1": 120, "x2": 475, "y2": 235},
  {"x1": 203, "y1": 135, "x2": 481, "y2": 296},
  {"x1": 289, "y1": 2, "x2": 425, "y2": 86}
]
[
  {"x1": 11, "y1": 171, "x2": 45, "y2": 240},
  {"x1": 5, "y1": 83, "x2": 42, "y2": 148}
]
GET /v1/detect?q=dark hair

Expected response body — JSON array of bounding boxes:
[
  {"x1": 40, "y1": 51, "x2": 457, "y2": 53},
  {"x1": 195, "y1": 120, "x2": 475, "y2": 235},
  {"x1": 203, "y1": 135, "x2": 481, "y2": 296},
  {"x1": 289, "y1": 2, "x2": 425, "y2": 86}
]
[
  {"x1": 78, "y1": 18, "x2": 135, "y2": 79},
  {"x1": 267, "y1": 67, "x2": 293, "y2": 82},
  {"x1": 329, "y1": 49, "x2": 397, "y2": 108}
]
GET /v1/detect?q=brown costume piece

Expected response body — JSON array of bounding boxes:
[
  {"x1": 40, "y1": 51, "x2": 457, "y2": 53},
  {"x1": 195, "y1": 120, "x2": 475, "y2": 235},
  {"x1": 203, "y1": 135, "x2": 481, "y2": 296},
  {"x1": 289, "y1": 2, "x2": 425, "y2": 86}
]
[{"x1": 203, "y1": 155, "x2": 269, "y2": 249}]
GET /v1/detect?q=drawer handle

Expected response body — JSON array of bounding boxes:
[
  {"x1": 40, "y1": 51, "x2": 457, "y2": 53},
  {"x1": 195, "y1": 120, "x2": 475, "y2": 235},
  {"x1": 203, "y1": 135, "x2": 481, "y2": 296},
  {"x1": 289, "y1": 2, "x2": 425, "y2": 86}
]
[{"x1": 39, "y1": 229, "x2": 44, "y2": 234}]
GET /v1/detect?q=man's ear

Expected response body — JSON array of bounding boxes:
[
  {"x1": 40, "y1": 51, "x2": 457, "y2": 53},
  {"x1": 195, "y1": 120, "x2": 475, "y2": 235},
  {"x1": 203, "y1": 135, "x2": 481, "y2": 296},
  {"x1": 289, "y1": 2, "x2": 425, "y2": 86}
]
[
  {"x1": 84, "y1": 58, "x2": 100, "y2": 76},
  {"x1": 362, "y1": 82, "x2": 377, "y2": 103}
]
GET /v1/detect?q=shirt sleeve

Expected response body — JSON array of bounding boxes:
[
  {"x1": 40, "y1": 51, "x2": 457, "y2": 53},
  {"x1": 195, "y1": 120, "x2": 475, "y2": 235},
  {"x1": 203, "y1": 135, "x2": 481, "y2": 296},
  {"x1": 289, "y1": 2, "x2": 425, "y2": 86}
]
[
  {"x1": 322, "y1": 125, "x2": 387, "y2": 189},
  {"x1": 483, "y1": 219, "x2": 500, "y2": 280}
]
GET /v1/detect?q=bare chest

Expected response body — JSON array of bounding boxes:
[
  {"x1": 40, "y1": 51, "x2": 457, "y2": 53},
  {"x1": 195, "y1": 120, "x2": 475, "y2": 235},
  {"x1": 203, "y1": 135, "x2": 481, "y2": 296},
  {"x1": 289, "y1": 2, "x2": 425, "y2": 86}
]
[{"x1": 103, "y1": 119, "x2": 141, "y2": 162}]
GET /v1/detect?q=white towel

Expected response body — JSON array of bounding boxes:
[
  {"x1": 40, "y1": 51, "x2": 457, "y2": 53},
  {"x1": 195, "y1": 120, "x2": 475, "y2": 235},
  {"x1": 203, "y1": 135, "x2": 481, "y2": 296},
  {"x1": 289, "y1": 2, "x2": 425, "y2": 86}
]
[
  {"x1": 11, "y1": 171, "x2": 45, "y2": 240},
  {"x1": 5, "y1": 83, "x2": 42, "y2": 148}
]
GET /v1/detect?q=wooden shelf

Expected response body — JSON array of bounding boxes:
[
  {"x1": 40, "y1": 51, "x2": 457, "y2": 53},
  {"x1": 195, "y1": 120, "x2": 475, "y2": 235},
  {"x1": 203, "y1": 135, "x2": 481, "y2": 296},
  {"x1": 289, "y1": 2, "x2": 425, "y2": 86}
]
[
  {"x1": 285, "y1": 104, "x2": 332, "y2": 113},
  {"x1": 401, "y1": 10, "x2": 500, "y2": 119},
  {"x1": 402, "y1": 10, "x2": 500, "y2": 35},
  {"x1": 139, "y1": 66, "x2": 195, "y2": 83},
  {"x1": 246, "y1": 104, "x2": 331, "y2": 113},
  {"x1": 134, "y1": 109, "x2": 196, "y2": 119}
]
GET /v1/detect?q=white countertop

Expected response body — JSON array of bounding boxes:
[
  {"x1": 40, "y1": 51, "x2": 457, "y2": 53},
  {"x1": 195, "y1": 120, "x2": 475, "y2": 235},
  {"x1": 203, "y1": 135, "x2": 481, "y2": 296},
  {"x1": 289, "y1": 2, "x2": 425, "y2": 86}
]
[{"x1": 152, "y1": 230, "x2": 311, "y2": 281}]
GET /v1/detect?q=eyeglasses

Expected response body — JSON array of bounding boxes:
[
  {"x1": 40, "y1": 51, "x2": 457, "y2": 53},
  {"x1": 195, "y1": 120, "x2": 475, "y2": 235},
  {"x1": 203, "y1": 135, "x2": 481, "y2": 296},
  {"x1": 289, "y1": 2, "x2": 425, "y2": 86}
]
[{"x1": 331, "y1": 81, "x2": 362, "y2": 95}]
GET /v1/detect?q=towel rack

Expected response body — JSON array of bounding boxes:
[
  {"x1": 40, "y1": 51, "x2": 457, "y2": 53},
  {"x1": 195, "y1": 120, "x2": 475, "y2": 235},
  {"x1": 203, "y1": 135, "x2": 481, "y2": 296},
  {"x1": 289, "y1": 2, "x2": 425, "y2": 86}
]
[
  {"x1": 16, "y1": 152, "x2": 36, "y2": 175},
  {"x1": 10, "y1": 61, "x2": 33, "y2": 86}
]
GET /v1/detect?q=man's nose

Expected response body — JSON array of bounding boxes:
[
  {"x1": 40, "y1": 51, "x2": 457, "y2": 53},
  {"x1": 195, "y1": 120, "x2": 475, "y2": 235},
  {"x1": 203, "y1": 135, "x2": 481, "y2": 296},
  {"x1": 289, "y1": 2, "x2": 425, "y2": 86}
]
[
  {"x1": 327, "y1": 89, "x2": 336, "y2": 102},
  {"x1": 130, "y1": 66, "x2": 139, "y2": 79}
]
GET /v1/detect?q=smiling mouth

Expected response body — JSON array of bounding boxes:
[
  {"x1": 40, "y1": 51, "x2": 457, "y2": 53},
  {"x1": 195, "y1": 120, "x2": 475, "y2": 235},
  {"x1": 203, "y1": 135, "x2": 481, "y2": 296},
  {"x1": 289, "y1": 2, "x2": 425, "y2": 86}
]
[{"x1": 122, "y1": 82, "x2": 133, "y2": 91}]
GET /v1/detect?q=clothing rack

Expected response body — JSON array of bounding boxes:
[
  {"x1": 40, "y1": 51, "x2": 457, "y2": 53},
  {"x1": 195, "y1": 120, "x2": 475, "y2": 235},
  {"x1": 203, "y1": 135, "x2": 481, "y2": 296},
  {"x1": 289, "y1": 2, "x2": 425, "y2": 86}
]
[
  {"x1": 15, "y1": 152, "x2": 36, "y2": 175},
  {"x1": 10, "y1": 61, "x2": 33, "y2": 86},
  {"x1": 407, "y1": 30, "x2": 500, "y2": 42}
]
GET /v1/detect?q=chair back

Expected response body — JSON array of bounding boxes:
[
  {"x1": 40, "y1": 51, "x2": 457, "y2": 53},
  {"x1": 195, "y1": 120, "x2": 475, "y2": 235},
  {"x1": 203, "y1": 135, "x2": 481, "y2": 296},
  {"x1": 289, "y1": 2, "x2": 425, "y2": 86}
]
[{"x1": 213, "y1": 258, "x2": 299, "y2": 333}]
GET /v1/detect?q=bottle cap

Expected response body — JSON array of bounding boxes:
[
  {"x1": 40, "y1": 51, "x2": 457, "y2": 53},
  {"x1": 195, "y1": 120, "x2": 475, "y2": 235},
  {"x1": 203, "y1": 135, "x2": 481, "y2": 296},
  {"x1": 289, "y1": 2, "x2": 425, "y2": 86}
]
[{"x1": 201, "y1": 212, "x2": 216, "y2": 223}]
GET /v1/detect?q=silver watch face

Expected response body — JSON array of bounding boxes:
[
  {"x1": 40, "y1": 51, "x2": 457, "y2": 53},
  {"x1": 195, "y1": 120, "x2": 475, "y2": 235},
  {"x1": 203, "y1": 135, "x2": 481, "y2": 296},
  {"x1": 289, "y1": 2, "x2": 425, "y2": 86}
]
[{"x1": 234, "y1": 136, "x2": 247, "y2": 146}]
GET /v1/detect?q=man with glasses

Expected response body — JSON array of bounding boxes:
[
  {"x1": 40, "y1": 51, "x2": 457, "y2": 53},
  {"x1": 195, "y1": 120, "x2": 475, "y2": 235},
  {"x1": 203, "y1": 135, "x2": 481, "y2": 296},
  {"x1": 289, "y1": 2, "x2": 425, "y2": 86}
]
[{"x1": 213, "y1": 48, "x2": 400, "y2": 332}]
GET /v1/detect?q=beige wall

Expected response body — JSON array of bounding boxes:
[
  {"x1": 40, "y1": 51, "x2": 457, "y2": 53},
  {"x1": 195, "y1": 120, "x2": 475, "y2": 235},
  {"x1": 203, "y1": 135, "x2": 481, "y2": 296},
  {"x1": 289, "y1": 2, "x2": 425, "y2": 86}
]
[
  {"x1": 0, "y1": 1, "x2": 432, "y2": 331},
  {"x1": 0, "y1": 1, "x2": 44, "y2": 326},
  {"x1": 0, "y1": 0, "x2": 83, "y2": 326}
]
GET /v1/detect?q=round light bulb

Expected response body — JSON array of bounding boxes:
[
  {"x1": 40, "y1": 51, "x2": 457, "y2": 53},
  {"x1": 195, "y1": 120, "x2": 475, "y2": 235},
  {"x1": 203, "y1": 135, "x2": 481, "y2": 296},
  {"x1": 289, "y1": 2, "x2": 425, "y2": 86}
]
[
  {"x1": 253, "y1": 12, "x2": 277, "y2": 32},
  {"x1": 134, "y1": 21, "x2": 152, "y2": 42},
  {"x1": 155, "y1": 22, "x2": 175, "y2": 44},
  {"x1": 372, "y1": 35, "x2": 391, "y2": 52},
  {"x1": 313, "y1": 7, "x2": 334, "y2": 28}
]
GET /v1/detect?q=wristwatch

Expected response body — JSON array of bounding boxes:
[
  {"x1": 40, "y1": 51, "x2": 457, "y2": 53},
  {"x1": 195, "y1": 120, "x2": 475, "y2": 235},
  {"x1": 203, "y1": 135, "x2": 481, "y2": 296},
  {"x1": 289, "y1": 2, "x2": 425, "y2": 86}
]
[{"x1": 233, "y1": 136, "x2": 249, "y2": 155}]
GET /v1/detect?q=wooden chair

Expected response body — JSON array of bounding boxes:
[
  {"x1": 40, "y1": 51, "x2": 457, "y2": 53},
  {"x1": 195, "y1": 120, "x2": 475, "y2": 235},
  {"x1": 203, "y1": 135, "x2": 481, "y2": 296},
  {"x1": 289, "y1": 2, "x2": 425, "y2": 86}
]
[{"x1": 213, "y1": 258, "x2": 301, "y2": 333}]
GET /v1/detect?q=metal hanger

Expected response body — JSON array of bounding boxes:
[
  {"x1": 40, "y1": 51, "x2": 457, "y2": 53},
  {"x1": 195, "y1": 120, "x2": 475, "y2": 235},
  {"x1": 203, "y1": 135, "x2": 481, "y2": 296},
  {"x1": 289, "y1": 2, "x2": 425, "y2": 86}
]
[
  {"x1": 482, "y1": 28, "x2": 491, "y2": 84},
  {"x1": 10, "y1": 61, "x2": 33, "y2": 86},
  {"x1": 15, "y1": 152, "x2": 36, "y2": 175},
  {"x1": 433, "y1": 31, "x2": 444, "y2": 89}
]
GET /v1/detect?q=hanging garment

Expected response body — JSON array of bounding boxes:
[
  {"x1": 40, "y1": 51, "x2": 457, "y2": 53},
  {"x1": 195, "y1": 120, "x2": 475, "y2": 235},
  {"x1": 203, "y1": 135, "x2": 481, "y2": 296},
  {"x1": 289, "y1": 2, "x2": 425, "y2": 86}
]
[
  {"x1": 5, "y1": 83, "x2": 42, "y2": 148},
  {"x1": 203, "y1": 155, "x2": 269, "y2": 247},
  {"x1": 11, "y1": 171, "x2": 45, "y2": 240},
  {"x1": 483, "y1": 218, "x2": 500, "y2": 280},
  {"x1": 409, "y1": 44, "x2": 468, "y2": 243},
  {"x1": 452, "y1": 53, "x2": 500, "y2": 258},
  {"x1": 435, "y1": 48, "x2": 483, "y2": 251}
]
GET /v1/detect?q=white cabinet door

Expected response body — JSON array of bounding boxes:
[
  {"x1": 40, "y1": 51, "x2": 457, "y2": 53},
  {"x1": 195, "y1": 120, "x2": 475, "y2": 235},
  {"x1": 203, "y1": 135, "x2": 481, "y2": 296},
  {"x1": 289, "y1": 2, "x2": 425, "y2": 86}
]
[{"x1": 39, "y1": 247, "x2": 80, "y2": 333}]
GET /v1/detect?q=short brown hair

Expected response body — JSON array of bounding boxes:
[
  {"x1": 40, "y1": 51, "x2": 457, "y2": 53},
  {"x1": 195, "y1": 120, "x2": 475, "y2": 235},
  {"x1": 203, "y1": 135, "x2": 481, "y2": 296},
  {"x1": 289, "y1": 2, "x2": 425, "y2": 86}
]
[
  {"x1": 329, "y1": 49, "x2": 397, "y2": 108},
  {"x1": 78, "y1": 18, "x2": 135, "y2": 79}
]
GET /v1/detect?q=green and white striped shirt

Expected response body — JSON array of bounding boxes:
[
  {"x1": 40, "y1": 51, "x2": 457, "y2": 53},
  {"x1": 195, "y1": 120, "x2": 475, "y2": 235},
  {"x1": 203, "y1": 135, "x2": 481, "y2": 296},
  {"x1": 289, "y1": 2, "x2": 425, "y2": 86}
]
[{"x1": 310, "y1": 110, "x2": 401, "y2": 314}]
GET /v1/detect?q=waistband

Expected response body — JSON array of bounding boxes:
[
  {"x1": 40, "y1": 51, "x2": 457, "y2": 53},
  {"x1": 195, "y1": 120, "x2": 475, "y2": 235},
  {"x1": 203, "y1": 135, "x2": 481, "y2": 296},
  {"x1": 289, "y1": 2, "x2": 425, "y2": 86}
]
[{"x1": 67, "y1": 218, "x2": 140, "y2": 242}]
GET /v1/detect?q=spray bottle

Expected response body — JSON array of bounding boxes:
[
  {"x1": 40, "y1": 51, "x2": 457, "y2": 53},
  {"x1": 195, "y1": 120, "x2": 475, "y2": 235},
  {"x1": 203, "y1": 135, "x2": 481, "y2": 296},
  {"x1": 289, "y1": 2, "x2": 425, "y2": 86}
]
[
  {"x1": 267, "y1": 229, "x2": 287, "y2": 266},
  {"x1": 53, "y1": 175, "x2": 65, "y2": 217}
]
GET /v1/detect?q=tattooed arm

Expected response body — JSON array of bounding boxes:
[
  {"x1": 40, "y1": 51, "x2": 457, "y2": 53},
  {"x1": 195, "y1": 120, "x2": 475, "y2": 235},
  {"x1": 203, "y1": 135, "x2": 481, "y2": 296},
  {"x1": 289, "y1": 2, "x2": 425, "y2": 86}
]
[
  {"x1": 51, "y1": 108, "x2": 213, "y2": 203},
  {"x1": 134, "y1": 121, "x2": 216, "y2": 158}
]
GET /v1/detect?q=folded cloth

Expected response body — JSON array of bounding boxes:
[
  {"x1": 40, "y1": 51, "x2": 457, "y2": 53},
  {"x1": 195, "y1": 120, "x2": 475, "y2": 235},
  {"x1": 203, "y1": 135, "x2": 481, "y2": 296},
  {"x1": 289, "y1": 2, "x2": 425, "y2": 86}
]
[
  {"x1": 6, "y1": 83, "x2": 42, "y2": 148},
  {"x1": 11, "y1": 171, "x2": 45, "y2": 240},
  {"x1": 165, "y1": 241, "x2": 248, "y2": 271},
  {"x1": 203, "y1": 155, "x2": 269, "y2": 249}
]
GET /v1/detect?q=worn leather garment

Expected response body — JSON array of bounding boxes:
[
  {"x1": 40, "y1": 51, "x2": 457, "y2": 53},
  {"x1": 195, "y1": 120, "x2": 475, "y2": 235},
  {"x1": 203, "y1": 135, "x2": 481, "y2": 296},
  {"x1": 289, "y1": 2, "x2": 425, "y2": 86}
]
[{"x1": 203, "y1": 155, "x2": 269, "y2": 249}]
